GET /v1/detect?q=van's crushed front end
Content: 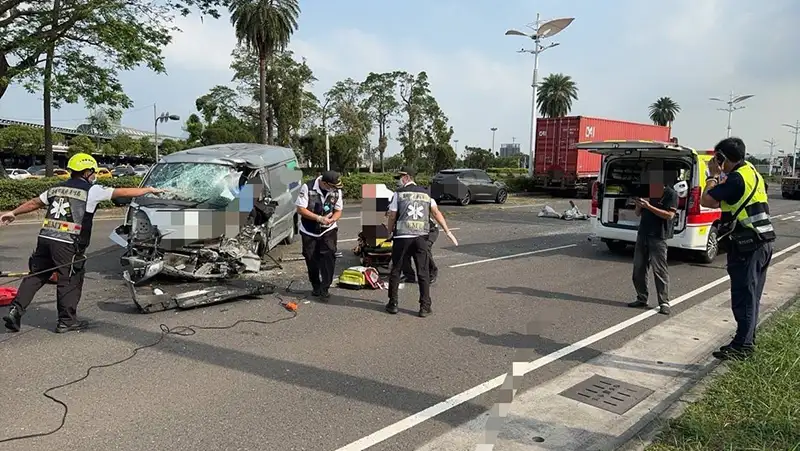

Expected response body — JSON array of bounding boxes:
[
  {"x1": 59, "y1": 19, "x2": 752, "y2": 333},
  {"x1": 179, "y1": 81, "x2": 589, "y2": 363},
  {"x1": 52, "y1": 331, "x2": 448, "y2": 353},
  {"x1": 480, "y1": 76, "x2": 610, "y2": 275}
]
[{"x1": 109, "y1": 160, "x2": 281, "y2": 313}]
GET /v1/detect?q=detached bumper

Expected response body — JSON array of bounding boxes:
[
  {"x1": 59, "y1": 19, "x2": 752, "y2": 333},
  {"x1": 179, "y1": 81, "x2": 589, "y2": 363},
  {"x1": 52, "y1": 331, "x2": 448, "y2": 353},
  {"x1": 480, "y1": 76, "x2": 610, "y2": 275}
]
[{"x1": 122, "y1": 271, "x2": 274, "y2": 313}]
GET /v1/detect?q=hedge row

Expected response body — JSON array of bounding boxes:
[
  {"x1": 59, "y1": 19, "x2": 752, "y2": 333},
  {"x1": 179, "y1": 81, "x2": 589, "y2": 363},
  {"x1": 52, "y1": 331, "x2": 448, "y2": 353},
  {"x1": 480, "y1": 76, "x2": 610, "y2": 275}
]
[{"x1": 0, "y1": 174, "x2": 535, "y2": 210}]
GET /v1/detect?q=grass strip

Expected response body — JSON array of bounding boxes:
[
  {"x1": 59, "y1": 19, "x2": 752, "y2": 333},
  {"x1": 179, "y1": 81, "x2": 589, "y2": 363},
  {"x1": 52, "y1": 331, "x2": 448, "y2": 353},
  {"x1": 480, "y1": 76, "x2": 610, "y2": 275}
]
[{"x1": 647, "y1": 303, "x2": 800, "y2": 451}]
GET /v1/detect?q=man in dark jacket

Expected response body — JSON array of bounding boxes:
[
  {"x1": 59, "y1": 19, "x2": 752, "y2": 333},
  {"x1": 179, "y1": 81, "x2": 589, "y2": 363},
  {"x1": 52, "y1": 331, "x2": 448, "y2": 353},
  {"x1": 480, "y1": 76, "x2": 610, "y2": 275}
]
[{"x1": 401, "y1": 218, "x2": 439, "y2": 284}]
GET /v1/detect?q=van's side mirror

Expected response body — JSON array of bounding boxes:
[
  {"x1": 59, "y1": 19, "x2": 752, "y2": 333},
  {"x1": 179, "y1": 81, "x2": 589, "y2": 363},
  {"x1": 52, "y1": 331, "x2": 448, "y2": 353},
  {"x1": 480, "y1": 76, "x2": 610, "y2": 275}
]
[{"x1": 113, "y1": 197, "x2": 131, "y2": 207}]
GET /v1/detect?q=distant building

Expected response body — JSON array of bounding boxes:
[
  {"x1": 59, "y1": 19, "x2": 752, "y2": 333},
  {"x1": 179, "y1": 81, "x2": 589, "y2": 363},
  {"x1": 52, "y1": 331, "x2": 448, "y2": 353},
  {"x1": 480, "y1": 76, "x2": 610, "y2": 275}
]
[{"x1": 499, "y1": 143, "x2": 521, "y2": 157}]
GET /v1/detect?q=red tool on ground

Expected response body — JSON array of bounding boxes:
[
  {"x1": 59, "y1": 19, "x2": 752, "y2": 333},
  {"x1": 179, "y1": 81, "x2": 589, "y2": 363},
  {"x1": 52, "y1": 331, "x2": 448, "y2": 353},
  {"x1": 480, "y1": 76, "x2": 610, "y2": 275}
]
[{"x1": 0, "y1": 272, "x2": 58, "y2": 305}]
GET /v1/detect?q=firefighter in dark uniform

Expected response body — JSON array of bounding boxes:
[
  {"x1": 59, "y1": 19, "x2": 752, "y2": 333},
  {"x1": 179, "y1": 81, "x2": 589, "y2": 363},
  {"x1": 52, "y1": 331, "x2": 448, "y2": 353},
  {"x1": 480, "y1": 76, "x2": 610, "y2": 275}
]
[
  {"x1": 401, "y1": 218, "x2": 439, "y2": 284},
  {"x1": 295, "y1": 171, "x2": 344, "y2": 302},
  {"x1": 1, "y1": 153, "x2": 165, "y2": 333},
  {"x1": 385, "y1": 167, "x2": 457, "y2": 317},
  {"x1": 701, "y1": 137, "x2": 776, "y2": 360}
]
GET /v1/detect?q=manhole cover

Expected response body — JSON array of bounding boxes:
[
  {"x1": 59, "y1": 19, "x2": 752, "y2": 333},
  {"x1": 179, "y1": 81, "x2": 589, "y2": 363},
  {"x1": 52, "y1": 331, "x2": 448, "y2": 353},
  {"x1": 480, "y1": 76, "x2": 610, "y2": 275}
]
[{"x1": 559, "y1": 374, "x2": 653, "y2": 415}]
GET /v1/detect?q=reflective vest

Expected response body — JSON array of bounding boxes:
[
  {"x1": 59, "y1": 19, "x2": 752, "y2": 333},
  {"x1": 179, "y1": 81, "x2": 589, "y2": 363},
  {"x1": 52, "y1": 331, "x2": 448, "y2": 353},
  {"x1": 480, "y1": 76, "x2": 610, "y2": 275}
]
[
  {"x1": 394, "y1": 184, "x2": 432, "y2": 237},
  {"x1": 39, "y1": 178, "x2": 94, "y2": 247},
  {"x1": 299, "y1": 178, "x2": 340, "y2": 235},
  {"x1": 720, "y1": 161, "x2": 775, "y2": 242}
]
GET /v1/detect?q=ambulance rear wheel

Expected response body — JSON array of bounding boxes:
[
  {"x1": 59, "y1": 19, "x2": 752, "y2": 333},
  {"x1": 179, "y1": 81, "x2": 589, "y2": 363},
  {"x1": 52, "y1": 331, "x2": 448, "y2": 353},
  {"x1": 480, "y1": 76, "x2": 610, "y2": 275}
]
[
  {"x1": 605, "y1": 240, "x2": 628, "y2": 254},
  {"x1": 697, "y1": 226, "x2": 719, "y2": 264}
]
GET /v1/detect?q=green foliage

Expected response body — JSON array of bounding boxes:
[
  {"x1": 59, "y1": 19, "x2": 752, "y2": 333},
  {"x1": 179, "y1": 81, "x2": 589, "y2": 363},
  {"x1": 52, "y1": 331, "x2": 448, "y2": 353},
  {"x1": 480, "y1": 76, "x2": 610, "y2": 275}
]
[
  {"x1": 361, "y1": 72, "x2": 400, "y2": 171},
  {"x1": 0, "y1": 176, "x2": 143, "y2": 210},
  {"x1": 67, "y1": 134, "x2": 96, "y2": 156},
  {"x1": 0, "y1": 125, "x2": 45, "y2": 156},
  {"x1": 229, "y1": 0, "x2": 301, "y2": 144},
  {"x1": 537, "y1": 73, "x2": 579, "y2": 118},
  {"x1": 649, "y1": 97, "x2": 681, "y2": 127},
  {"x1": 647, "y1": 305, "x2": 800, "y2": 451},
  {"x1": 107, "y1": 134, "x2": 140, "y2": 158},
  {"x1": 462, "y1": 146, "x2": 495, "y2": 170}
]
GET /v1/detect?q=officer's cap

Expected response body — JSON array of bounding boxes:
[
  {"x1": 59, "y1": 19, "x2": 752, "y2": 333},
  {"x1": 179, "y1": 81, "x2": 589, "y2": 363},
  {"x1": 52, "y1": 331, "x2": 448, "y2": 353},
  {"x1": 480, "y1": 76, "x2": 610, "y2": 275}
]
[
  {"x1": 395, "y1": 166, "x2": 417, "y2": 179},
  {"x1": 320, "y1": 170, "x2": 343, "y2": 188}
]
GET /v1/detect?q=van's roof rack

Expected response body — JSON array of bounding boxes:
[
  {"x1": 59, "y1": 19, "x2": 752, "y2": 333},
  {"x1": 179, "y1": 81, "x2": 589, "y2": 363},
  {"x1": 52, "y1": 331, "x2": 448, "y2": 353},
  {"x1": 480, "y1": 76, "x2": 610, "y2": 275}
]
[{"x1": 575, "y1": 140, "x2": 695, "y2": 152}]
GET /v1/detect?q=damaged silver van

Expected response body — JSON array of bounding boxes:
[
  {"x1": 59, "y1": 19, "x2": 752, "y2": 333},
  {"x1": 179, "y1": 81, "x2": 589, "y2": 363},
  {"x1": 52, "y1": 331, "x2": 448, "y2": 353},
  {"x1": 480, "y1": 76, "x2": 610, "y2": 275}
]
[{"x1": 110, "y1": 143, "x2": 303, "y2": 311}]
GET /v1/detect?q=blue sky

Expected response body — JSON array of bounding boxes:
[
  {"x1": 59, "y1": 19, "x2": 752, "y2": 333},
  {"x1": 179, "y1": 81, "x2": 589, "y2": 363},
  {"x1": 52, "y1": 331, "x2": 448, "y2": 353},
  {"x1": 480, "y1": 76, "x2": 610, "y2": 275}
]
[{"x1": 1, "y1": 0, "x2": 799, "y2": 158}]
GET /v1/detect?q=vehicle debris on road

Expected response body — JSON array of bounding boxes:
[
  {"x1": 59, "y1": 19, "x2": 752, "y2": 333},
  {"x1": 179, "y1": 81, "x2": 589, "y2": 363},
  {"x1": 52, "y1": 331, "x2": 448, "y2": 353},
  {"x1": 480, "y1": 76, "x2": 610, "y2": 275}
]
[{"x1": 538, "y1": 201, "x2": 590, "y2": 220}]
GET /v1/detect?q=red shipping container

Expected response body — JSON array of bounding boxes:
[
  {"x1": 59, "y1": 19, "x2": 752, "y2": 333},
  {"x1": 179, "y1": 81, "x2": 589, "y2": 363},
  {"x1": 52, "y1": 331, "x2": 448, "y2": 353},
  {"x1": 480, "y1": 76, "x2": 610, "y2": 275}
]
[{"x1": 533, "y1": 116, "x2": 671, "y2": 196}]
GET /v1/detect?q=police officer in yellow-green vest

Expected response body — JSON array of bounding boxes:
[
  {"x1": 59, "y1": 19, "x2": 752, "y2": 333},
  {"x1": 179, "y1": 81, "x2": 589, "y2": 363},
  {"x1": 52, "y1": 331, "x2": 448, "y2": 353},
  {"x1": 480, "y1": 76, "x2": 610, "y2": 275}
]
[
  {"x1": 701, "y1": 137, "x2": 776, "y2": 360},
  {"x1": 0, "y1": 153, "x2": 165, "y2": 333}
]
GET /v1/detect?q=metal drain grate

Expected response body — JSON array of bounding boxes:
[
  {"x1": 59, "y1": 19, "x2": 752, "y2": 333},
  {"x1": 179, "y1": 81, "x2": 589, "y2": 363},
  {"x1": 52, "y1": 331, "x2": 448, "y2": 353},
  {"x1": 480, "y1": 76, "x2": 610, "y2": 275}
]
[{"x1": 559, "y1": 374, "x2": 654, "y2": 415}]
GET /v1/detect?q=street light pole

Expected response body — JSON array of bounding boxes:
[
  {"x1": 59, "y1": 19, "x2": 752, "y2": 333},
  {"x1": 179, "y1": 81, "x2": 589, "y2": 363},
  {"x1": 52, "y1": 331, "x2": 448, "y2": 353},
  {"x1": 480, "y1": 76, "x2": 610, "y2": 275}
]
[
  {"x1": 763, "y1": 138, "x2": 777, "y2": 176},
  {"x1": 506, "y1": 14, "x2": 574, "y2": 178},
  {"x1": 782, "y1": 120, "x2": 800, "y2": 176},
  {"x1": 490, "y1": 127, "x2": 498, "y2": 153},
  {"x1": 453, "y1": 139, "x2": 459, "y2": 156},
  {"x1": 709, "y1": 91, "x2": 754, "y2": 138},
  {"x1": 154, "y1": 106, "x2": 180, "y2": 163}
]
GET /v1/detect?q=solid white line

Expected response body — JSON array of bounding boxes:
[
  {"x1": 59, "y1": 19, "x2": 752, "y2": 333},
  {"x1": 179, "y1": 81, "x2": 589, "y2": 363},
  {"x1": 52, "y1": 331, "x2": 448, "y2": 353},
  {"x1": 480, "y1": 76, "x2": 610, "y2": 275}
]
[
  {"x1": 448, "y1": 244, "x2": 577, "y2": 268},
  {"x1": 338, "y1": 228, "x2": 461, "y2": 243},
  {"x1": 335, "y1": 240, "x2": 800, "y2": 451}
]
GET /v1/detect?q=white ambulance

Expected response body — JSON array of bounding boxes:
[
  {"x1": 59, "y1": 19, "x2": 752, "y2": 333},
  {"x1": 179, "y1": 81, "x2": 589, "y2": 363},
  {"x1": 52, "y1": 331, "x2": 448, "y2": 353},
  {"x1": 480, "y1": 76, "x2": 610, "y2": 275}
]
[{"x1": 579, "y1": 140, "x2": 723, "y2": 263}]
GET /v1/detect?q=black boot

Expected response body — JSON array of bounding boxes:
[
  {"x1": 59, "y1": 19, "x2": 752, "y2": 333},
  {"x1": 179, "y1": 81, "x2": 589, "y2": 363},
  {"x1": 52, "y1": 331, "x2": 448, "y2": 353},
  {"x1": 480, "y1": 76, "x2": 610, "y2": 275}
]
[
  {"x1": 418, "y1": 304, "x2": 432, "y2": 317},
  {"x1": 385, "y1": 301, "x2": 399, "y2": 314},
  {"x1": 54, "y1": 320, "x2": 89, "y2": 334},
  {"x1": 3, "y1": 305, "x2": 22, "y2": 332}
]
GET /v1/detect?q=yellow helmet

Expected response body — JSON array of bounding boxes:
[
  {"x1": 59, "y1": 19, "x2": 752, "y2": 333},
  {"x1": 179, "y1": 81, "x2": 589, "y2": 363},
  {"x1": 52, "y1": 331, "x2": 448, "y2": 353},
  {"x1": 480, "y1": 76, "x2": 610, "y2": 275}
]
[{"x1": 67, "y1": 153, "x2": 98, "y2": 172}]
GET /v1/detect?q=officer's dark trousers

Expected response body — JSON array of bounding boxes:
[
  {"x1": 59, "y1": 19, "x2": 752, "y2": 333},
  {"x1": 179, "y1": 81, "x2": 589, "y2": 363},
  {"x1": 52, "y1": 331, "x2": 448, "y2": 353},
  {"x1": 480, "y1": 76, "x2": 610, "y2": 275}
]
[
  {"x1": 632, "y1": 233, "x2": 670, "y2": 305},
  {"x1": 389, "y1": 236, "x2": 432, "y2": 309},
  {"x1": 301, "y1": 228, "x2": 338, "y2": 292},
  {"x1": 402, "y1": 228, "x2": 439, "y2": 280},
  {"x1": 12, "y1": 237, "x2": 85, "y2": 325},
  {"x1": 726, "y1": 241, "x2": 773, "y2": 348}
]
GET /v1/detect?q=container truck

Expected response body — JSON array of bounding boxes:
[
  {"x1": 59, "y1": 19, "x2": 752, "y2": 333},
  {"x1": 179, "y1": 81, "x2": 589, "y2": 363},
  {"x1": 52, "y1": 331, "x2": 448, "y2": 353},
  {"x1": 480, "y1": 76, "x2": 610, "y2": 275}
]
[{"x1": 533, "y1": 116, "x2": 671, "y2": 197}]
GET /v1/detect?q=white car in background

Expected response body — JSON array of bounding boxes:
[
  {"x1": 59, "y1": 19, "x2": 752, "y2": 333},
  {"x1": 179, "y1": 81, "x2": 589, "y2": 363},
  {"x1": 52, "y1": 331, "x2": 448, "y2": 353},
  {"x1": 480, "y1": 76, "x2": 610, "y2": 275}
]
[{"x1": 6, "y1": 168, "x2": 32, "y2": 180}]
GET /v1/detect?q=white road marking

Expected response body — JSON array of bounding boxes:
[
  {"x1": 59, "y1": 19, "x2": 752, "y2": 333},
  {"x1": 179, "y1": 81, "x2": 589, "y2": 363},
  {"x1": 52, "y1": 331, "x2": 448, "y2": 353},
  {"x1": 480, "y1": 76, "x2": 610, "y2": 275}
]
[
  {"x1": 335, "y1": 240, "x2": 800, "y2": 451},
  {"x1": 338, "y1": 228, "x2": 461, "y2": 243},
  {"x1": 447, "y1": 244, "x2": 577, "y2": 268}
]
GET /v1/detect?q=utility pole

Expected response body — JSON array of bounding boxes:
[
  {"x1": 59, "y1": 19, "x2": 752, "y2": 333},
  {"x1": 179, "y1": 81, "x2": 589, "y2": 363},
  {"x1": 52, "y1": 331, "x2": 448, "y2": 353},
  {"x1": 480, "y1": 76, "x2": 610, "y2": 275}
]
[
  {"x1": 783, "y1": 120, "x2": 800, "y2": 177},
  {"x1": 763, "y1": 138, "x2": 777, "y2": 176},
  {"x1": 490, "y1": 127, "x2": 498, "y2": 153}
]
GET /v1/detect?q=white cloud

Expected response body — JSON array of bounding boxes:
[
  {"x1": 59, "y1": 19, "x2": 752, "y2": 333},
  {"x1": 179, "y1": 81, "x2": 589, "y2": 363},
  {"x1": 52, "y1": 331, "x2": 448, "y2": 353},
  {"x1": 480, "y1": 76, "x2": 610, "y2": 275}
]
[{"x1": 161, "y1": 1, "x2": 800, "y2": 159}]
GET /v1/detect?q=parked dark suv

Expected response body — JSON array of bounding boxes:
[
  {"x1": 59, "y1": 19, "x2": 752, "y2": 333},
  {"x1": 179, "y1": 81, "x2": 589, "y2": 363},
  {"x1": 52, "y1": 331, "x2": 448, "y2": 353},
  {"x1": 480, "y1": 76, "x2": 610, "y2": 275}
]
[{"x1": 430, "y1": 168, "x2": 508, "y2": 205}]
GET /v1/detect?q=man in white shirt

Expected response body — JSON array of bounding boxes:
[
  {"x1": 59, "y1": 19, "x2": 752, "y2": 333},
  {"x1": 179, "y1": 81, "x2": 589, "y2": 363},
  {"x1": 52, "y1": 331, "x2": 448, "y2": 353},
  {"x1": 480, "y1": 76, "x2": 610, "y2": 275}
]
[
  {"x1": 295, "y1": 171, "x2": 344, "y2": 301},
  {"x1": 1, "y1": 153, "x2": 165, "y2": 333},
  {"x1": 385, "y1": 167, "x2": 457, "y2": 317}
]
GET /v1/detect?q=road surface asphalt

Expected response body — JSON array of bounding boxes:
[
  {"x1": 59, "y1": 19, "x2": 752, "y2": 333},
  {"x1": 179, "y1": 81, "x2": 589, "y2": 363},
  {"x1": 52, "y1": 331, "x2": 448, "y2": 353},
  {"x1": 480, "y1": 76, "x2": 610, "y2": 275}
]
[{"x1": 1, "y1": 193, "x2": 799, "y2": 451}]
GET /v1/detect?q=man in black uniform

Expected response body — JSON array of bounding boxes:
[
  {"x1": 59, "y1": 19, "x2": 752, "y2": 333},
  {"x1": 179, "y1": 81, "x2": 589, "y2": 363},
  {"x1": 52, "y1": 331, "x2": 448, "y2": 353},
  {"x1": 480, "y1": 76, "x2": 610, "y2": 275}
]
[
  {"x1": 401, "y1": 218, "x2": 439, "y2": 284},
  {"x1": 295, "y1": 170, "x2": 344, "y2": 302},
  {"x1": 385, "y1": 167, "x2": 457, "y2": 317},
  {"x1": 628, "y1": 166, "x2": 679, "y2": 315},
  {"x1": 0, "y1": 153, "x2": 165, "y2": 333},
  {"x1": 701, "y1": 137, "x2": 775, "y2": 360}
]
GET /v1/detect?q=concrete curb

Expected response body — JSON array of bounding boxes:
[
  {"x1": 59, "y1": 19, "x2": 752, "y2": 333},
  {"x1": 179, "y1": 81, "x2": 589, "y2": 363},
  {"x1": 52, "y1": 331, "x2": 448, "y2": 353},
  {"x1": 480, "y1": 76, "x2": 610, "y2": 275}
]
[{"x1": 615, "y1": 293, "x2": 800, "y2": 451}]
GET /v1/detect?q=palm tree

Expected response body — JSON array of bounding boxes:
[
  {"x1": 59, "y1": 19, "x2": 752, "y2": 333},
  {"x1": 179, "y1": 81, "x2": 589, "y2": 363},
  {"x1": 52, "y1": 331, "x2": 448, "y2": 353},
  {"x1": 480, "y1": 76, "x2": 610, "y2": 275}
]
[
  {"x1": 229, "y1": 0, "x2": 300, "y2": 145},
  {"x1": 536, "y1": 73, "x2": 578, "y2": 118},
  {"x1": 648, "y1": 97, "x2": 681, "y2": 127}
]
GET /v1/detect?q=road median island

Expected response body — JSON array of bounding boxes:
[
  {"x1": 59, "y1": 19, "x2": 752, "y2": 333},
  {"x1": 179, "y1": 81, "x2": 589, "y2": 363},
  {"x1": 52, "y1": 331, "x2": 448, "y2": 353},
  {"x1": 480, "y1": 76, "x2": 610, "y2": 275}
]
[{"x1": 644, "y1": 301, "x2": 800, "y2": 451}]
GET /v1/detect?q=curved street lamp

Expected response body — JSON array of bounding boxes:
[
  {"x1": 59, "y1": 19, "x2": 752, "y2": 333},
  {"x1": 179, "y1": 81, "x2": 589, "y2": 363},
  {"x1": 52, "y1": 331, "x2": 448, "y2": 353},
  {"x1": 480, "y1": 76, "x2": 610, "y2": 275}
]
[
  {"x1": 490, "y1": 127, "x2": 498, "y2": 153},
  {"x1": 154, "y1": 105, "x2": 180, "y2": 162},
  {"x1": 782, "y1": 120, "x2": 800, "y2": 176},
  {"x1": 709, "y1": 91, "x2": 753, "y2": 138},
  {"x1": 506, "y1": 14, "x2": 574, "y2": 177}
]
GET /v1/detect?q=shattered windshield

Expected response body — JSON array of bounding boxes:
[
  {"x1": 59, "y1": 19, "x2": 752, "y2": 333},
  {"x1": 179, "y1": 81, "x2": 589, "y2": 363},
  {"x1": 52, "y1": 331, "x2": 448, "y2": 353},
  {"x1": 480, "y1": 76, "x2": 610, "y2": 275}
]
[{"x1": 141, "y1": 162, "x2": 241, "y2": 205}]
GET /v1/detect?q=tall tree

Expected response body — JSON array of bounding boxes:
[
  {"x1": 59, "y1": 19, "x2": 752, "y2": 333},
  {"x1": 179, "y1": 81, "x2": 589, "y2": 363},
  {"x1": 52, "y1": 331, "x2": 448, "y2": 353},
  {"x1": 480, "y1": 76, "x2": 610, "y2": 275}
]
[
  {"x1": 229, "y1": 0, "x2": 300, "y2": 145},
  {"x1": 0, "y1": 0, "x2": 230, "y2": 101},
  {"x1": 324, "y1": 78, "x2": 371, "y2": 170},
  {"x1": 361, "y1": 71, "x2": 399, "y2": 172},
  {"x1": 395, "y1": 71, "x2": 433, "y2": 165},
  {"x1": 648, "y1": 96, "x2": 681, "y2": 127},
  {"x1": 537, "y1": 73, "x2": 579, "y2": 118}
]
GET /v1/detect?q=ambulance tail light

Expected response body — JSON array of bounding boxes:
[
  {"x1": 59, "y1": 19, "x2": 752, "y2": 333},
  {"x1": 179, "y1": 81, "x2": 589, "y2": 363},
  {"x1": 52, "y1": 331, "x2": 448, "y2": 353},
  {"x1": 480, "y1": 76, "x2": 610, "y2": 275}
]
[
  {"x1": 591, "y1": 181, "x2": 599, "y2": 216},
  {"x1": 687, "y1": 186, "x2": 701, "y2": 216}
]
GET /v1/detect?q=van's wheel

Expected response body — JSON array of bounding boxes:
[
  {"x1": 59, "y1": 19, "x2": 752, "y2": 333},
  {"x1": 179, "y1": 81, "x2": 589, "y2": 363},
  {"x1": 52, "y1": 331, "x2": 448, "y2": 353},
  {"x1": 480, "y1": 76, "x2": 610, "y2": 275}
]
[
  {"x1": 697, "y1": 225, "x2": 719, "y2": 264},
  {"x1": 458, "y1": 190, "x2": 471, "y2": 206},
  {"x1": 282, "y1": 214, "x2": 299, "y2": 244},
  {"x1": 605, "y1": 241, "x2": 628, "y2": 254},
  {"x1": 495, "y1": 189, "x2": 508, "y2": 204}
]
